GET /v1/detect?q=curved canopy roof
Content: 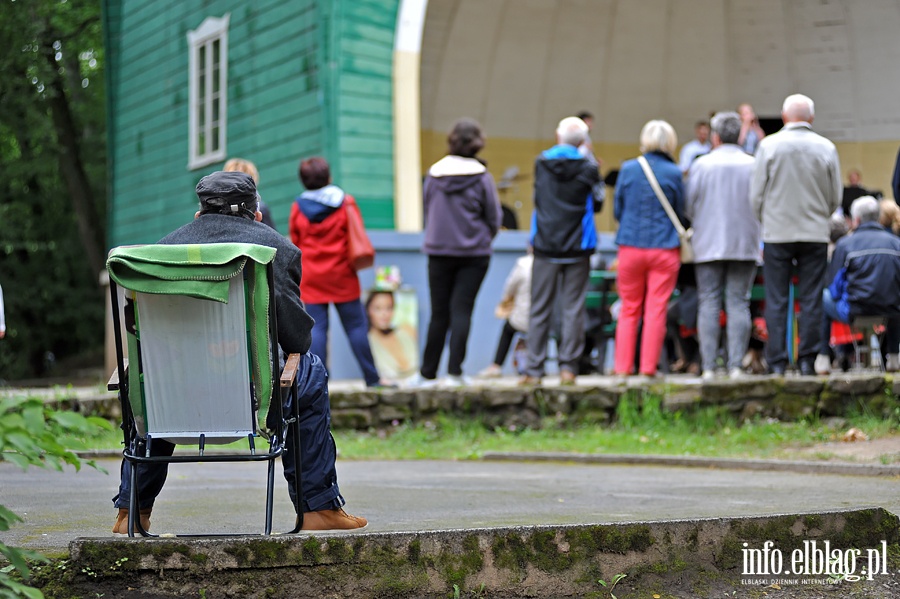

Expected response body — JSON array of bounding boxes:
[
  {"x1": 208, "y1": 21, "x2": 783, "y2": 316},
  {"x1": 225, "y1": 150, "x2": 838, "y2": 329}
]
[{"x1": 420, "y1": 0, "x2": 900, "y2": 144}]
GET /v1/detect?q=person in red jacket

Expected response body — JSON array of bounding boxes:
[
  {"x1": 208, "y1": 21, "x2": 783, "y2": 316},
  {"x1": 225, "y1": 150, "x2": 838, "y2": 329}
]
[{"x1": 289, "y1": 157, "x2": 388, "y2": 387}]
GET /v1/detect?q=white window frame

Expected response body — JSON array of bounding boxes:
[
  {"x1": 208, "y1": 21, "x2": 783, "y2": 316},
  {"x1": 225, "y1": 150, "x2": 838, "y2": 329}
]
[{"x1": 187, "y1": 14, "x2": 230, "y2": 170}]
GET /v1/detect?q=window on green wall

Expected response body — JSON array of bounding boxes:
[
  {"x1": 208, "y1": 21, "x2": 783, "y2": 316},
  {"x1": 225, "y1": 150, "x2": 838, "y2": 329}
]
[{"x1": 187, "y1": 14, "x2": 230, "y2": 170}]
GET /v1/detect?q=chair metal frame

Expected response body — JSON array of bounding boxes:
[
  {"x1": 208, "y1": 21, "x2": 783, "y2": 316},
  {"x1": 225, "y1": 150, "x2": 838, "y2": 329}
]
[
  {"x1": 108, "y1": 259, "x2": 304, "y2": 537},
  {"x1": 849, "y1": 315, "x2": 887, "y2": 372}
]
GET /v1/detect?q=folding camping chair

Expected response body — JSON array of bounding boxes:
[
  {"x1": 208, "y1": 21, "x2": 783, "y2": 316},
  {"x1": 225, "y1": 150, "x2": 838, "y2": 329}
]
[{"x1": 106, "y1": 242, "x2": 304, "y2": 537}]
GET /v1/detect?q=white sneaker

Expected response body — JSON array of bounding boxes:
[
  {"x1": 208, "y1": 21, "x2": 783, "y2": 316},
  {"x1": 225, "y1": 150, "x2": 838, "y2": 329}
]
[
  {"x1": 814, "y1": 354, "x2": 831, "y2": 375},
  {"x1": 701, "y1": 370, "x2": 716, "y2": 381},
  {"x1": 729, "y1": 368, "x2": 747, "y2": 380},
  {"x1": 443, "y1": 374, "x2": 473, "y2": 387},
  {"x1": 404, "y1": 373, "x2": 439, "y2": 389},
  {"x1": 886, "y1": 354, "x2": 900, "y2": 372},
  {"x1": 477, "y1": 364, "x2": 502, "y2": 378}
]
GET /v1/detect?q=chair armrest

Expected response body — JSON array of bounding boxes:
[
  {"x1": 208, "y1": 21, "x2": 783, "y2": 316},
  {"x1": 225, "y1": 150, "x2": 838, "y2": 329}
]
[
  {"x1": 280, "y1": 353, "x2": 301, "y2": 388},
  {"x1": 107, "y1": 360, "x2": 129, "y2": 391}
]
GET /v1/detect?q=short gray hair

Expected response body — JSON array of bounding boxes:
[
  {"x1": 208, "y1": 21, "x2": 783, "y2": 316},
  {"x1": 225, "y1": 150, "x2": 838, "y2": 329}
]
[
  {"x1": 556, "y1": 117, "x2": 588, "y2": 146},
  {"x1": 710, "y1": 111, "x2": 742, "y2": 145},
  {"x1": 639, "y1": 120, "x2": 677, "y2": 156},
  {"x1": 850, "y1": 196, "x2": 880, "y2": 223},
  {"x1": 782, "y1": 94, "x2": 815, "y2": 121}
]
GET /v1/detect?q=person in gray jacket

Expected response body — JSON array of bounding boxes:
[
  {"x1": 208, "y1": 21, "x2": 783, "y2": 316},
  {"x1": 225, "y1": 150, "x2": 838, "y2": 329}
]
[
  {"x1": 750, "y1": 94, "x2": 842, "y2": 376},
  {"x1": 686, "y1": 112, "x2": 760, "y2": 379},
  {"x1": 414, "y1": 118, "x2": 503, "y2": 386}
]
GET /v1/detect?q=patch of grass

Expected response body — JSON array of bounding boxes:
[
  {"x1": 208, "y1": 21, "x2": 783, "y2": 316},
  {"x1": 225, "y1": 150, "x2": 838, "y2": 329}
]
[
  {"x1": 332, "y1": 406, "x2": 898, "y2": 462},
  {"x1": 61, "y1": 393, "x2": 899, "y2": 462}
]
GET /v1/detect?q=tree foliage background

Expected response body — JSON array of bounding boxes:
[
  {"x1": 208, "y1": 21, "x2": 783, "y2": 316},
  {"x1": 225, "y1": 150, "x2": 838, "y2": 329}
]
[{"x1": 0, "y1": 0, "x2": 107, "y2": 380}]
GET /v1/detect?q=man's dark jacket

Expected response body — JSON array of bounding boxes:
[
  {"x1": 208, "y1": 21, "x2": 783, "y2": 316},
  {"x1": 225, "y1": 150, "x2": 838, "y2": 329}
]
[
  {"x1": 827, "y1": 221, "x2": 900, "y2": 322},
  {"x1": 530, "y1": 144, "x2": 600, "y2": 259},
  {"x1": 159, "y1": 213, "x2": 314, "y2": 354}
]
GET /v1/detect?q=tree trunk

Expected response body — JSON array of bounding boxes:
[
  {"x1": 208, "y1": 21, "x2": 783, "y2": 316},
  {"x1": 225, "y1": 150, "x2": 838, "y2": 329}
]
[{"x1": 42, "y1": 41, "x2": 105, "y2": 279}]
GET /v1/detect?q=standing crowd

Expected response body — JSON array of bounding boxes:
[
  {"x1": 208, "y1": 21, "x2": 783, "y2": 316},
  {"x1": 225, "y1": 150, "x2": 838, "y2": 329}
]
[
  {"x1": 472, "y1": 93, "x2": 900, "y2": 385},
  {"x1": 297, "y1": 93, "x2": 898, "y2": 387}
]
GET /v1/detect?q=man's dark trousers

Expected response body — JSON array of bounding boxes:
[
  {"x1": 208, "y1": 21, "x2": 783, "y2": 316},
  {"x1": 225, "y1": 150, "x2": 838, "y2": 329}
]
[
  {"x1": 524, "y1": 256, "x2": 590, "y2": 377},
  {"x1": 113, "y1": 352, "x2": 344, "y2": 514},
  {"x1": 763, "y1": 242, "x2": 828, "y2": 370},
  {"x1": 421, "y1": 255, "x2": 491, "y2": 378}
]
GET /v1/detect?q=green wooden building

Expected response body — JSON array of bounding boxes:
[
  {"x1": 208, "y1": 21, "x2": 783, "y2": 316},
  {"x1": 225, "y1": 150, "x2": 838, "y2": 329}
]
[
  {"x1": 102, "y1": 0, "x2": 401, "y2": 247},
  {"x1": 103, "y1": 0, "x2": 900, "y2": 249}
]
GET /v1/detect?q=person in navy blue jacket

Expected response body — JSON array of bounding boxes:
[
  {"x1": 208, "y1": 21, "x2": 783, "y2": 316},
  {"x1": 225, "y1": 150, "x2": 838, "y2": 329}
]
[{"x1": 823, "y1": 196, "x2": 900, "y2": 370}]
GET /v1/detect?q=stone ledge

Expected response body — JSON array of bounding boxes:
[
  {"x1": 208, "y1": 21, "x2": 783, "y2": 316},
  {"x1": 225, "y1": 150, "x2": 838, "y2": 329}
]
[
  {"x1": 8, "y1": 373, "x2": 898, "y2": 431},
  {"x1": 341, "y1": 374, "x2": 895, "y2": 430},
  {"x1": 54, "y1": 508, "x2": 899, "y2": 598}
]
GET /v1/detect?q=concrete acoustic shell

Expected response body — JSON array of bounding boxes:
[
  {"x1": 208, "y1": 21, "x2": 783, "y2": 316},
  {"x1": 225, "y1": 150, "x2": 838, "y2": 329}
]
[{"x1": 408, "y1": 0, "x2": 900, "y2": 232}]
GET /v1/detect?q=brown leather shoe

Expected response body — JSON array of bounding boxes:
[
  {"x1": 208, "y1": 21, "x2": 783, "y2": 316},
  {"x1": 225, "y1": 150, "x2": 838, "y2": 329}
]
[
  {"x1": 112, "y1": 508, "x2": 152, "y2": 534},
  {"x1": 300, "y1": 507, "x2": 367, "y2": 532},
  {"x1": 559, "y1": 370, "x2": 576, "y2": 385},
  {"x1": 518, "y1": 375, "x2": 541, "y2": 386}
]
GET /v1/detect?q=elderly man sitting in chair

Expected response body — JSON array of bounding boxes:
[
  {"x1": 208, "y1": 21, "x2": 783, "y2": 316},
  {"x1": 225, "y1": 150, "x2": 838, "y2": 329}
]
[
  {"x1": 822, "y1": 196, "x2": 900, "y2": 371},
  {"x1": 112, "y1": 171, "x2": 368, "y2": 533}
]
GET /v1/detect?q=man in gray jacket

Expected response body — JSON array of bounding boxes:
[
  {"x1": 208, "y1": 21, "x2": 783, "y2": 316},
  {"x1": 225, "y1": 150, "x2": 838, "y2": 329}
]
[
  {"x1": 750, "y1": 94, "x2": 841, "y2": 376},
  {"x1": 686, "y1": 111, "x2": 760, "y2": 379}
]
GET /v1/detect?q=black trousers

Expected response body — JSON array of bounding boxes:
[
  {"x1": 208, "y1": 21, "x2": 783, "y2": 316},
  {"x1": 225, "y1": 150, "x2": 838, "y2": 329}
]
[
  {"x1": 493, "y1": 320, "x2": 520, "y2": 366},
  {"x1": 763, "y1": 242, "x2": 828, "y2": 369},
  {"x1": 421, "y1": 255, "x2": 490, "y2": 378}
]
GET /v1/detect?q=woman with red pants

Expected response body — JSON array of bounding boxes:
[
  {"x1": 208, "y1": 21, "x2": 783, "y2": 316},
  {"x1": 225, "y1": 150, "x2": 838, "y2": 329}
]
[{"x1": 612, "y1": 120, "x2": 685, "y2": 379}]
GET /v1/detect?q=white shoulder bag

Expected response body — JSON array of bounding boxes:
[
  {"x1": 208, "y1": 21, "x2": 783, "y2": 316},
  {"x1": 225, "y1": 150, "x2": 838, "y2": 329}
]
[{"x1": 637, "y1": 155, "x2": 694, "y2": 263}]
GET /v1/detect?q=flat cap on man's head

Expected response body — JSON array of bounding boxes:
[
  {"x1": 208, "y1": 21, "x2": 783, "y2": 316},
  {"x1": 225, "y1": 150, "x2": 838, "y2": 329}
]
[{"x1": 196, "y1": 171, "x2": 259, "y2": 216}]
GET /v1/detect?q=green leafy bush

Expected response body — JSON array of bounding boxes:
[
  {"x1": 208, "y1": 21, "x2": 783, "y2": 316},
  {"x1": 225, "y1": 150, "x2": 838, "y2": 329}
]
[{"x1": 0, "y1": 395, "x2": 112, "y2": 598}]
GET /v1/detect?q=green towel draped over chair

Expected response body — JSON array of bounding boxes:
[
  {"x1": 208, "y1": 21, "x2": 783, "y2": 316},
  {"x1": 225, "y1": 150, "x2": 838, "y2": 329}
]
[{"x1": 107, "y1": 243, "x2": 278, "y2": 431}]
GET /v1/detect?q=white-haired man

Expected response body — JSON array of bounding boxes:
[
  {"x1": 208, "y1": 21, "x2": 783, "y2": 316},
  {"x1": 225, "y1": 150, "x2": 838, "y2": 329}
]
[
  {"x1": 750, "y1": 94, "x2": 841, "y2": 376},
  {"x1": 521, "y1": 117, "x2": 600, "y2": 385},
  {"x1": 822, "y1": 196, "x2": 900, "y2": 371},
  {"x1": 686, "y1": 111, "x2": 760, "y2": 379}
]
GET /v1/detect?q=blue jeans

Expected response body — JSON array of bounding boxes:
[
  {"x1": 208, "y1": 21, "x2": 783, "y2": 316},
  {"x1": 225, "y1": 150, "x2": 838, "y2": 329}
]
[
  {"x1": 306, "y1": 301, "x2": 380, "y2": 386},
  {"x1": 113, "y1": 352, "x2": 344, "y2": 514},
  {"x1": 822, "y1": 288, "x2": 844, "y2": 323}
]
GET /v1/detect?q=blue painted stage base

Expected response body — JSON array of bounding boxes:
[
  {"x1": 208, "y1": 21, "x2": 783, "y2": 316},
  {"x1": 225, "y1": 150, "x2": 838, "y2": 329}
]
[{"x1": 323, "y1": 231, "x2": 617, "y2": 381}]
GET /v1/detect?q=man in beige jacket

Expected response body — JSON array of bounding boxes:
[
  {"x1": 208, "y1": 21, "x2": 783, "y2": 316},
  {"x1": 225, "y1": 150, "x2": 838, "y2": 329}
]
[{"x1": 750, "y1": 94, "x2": 841, "y2": 376}]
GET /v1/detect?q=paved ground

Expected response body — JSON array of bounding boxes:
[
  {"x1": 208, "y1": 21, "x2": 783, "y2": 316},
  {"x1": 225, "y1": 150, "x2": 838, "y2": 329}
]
[
  {"x1": 3, "y1": 374, "x2": 900, "y2": 565},
  {"x1": 3, "y1": 456, "x2": 900, "y2": 556}
]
